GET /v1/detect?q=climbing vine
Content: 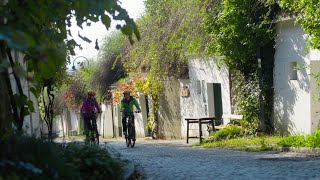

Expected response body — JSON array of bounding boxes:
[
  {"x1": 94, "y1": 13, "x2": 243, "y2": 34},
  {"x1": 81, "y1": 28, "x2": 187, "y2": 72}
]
[
  {"x1": 203, "y1": 0, "x2": 279, "y2": 71},
  {"x1": 100, "y1": 0, "x2": 320, "y2": 136},
  {"x1": 278, "y1": 0, "x2": 320, "y2": 50},
  {"x1": 202, "y1": 0, "x2": 280, "y2": 133}
]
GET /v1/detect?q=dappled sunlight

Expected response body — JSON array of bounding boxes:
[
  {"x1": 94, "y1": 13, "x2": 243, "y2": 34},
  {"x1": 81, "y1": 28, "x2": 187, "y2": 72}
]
[{"x1": 274, "y1": 19, "x2": 311, "y2": 135}]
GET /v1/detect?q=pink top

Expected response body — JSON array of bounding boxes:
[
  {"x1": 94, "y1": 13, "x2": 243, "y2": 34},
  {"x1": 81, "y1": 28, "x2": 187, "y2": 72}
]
[{"x1": 80, "y1": 98, "x2": 101, "y2": 113}]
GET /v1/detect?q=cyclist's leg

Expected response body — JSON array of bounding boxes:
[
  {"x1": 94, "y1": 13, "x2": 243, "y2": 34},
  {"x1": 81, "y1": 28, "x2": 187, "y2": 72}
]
[
  {"x1": 88, "y1": 116, "x2": 95, "y2": 141},
  {"x1": 83, "y1": 116, "x2": 91, "y2": 141},
  {"x1": 122, "y1": 115, "x2": 127, "y2": 136},
  {"x1": 130, "y1": 114, "x2": 136, "y2": 141},
  {"x1": 92, "y1": 114, "x2": 99, "y2": 141}
]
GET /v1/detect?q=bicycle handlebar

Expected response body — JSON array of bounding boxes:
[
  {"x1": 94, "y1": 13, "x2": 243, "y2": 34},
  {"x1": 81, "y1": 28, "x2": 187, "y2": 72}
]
[{"x1": 120, "y1": 110, "x2": 141, "y2": 113}]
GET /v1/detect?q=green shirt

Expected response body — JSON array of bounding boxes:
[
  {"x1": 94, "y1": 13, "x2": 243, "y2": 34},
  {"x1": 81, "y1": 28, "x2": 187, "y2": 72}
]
[{"x1": 120, "y1": 96, "x2": 141, "y2": 112}]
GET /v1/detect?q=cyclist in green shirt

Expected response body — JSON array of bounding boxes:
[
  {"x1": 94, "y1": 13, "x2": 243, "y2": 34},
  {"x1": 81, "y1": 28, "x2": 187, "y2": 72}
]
[{"x1": 120, "y1": 90, "x2": 141, "y2": 136}]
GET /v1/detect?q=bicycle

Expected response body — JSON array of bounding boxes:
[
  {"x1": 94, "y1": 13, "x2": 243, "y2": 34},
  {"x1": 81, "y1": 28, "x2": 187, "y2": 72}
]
[
  {"x1": 82, "y1": 112, "x2": 99, "y2": 145},
  {"x1": 123, "y1": 111, "x2": 139, "y2": 147}
]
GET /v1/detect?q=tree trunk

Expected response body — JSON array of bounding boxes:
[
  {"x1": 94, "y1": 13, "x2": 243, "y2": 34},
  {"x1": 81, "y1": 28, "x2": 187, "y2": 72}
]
[
  {"x1": 42, "y1": 82, "x2": 55, "y2": 142},
  {"x1": 0, "y1": 64, "x2": 12, "y2": 135},
  {"x1": 0, "y1": 41, "x2": 15, "y2": 135},
  {"x1": 6, "y1": 48, "x2": 25, "y2": 132}
]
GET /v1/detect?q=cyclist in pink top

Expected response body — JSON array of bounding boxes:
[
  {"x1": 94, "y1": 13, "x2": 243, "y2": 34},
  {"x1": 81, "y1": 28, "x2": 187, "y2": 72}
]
[{"x1": 80, "y1": 91, "x2": 101, "y2": 141}]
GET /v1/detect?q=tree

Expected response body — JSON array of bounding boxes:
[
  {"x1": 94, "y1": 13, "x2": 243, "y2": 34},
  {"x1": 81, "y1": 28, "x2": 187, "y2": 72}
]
[
  {"x1": 278, "y1": 0, "x2": 320, "y2": 50},
  {"x1": 92, "y1": 31, "x2": 127, "y2": 100},
  {"x1": 0, "y1": 0, "x2": 139, "y2": 135}
]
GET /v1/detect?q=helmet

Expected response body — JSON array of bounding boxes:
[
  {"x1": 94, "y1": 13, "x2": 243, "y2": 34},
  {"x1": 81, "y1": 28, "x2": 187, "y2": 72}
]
[
  {"x1": 87, "y1": 91, "x2": 96, "y2": 96},
  {"x1": 122, "y1": 90, "x2": 131, "y2": 94}
]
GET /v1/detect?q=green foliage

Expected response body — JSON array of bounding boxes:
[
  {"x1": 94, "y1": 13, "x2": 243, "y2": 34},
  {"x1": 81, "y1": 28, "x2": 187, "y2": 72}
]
[
  {"x1": 202, "y1": 136, "x2": 282, "y2": 152},
  {"x1": 203, "y1": 130, "x2": 320, "y2": 151},
  {"x1": 279, "y1": 130, "x2": 320, "y2": 148},
  {"x1": 0, "y1": 135, "x2": 124, "y2": 179},
  {"x1": 278, "y1": 0, "x2": 320, "y2": 50},
  {"x1": 232, "y1": 72, "x2": 260, "y2": 135},
  {"x1": 203, "y1": 0, "x2": 278, "y2": 71},
  {"x1": 91, "y1": 31, "x2": 127, "y2": 98},
  {"x1": 202, "y1": 0, "x2": 279, "y2": 134},
  {"x1": 279, "y1": 135, "x2": 306, "y2": 147},
  {"x1": 124, "y1": 0, "x2": 207, "y2": 78},
  {"x1": 207, "y1": 125, "x2": 243, "y2": 142},
  {"x1": 63, "y1": 73, "x2": 88, "y2": 111},
  {"x1": 0, "y1": 0, "x2": 140, "y2": 131},
  {"x1": 0, "y1": 136, "x2": 75, "y2": 179},
  {"x1": 62, "y1": 143, "x2": 124, "y2": 179}
]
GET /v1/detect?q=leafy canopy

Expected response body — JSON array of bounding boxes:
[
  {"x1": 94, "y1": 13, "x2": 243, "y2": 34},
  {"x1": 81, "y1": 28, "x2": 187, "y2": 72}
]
[{"x1": 0, "y1": 0, "x2": 140, "y2": 87}]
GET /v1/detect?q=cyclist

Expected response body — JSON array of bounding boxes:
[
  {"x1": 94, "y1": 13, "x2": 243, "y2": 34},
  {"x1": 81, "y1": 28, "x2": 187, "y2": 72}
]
[
  {"x1": 120, "y1": 90, "x2": 141, "y2": 136},
  {"x1": 80, "y1": 91, "x2": 102, "y2": 141}
]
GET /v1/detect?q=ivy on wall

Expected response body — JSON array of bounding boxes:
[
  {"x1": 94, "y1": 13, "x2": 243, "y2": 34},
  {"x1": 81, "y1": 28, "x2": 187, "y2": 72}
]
[
  {"x1": 96, "y1": 0, "x2": 320, "y2": 135},
  {"x1": 203, "y1": 0, "x2": 280, "y2": 134},
  {"x1": 279, "y1": 0, "x2": 320, "y2": 50}
]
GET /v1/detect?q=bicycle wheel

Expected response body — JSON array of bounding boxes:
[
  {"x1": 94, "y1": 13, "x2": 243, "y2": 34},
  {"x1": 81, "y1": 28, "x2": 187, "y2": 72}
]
[
  {"x1": 126, "y1": 131, "x2": 131, "y2": 147},
  {"x1": 127, "y1": 124, "x2": 135, "y2": 147},
  {"x1": 91, "y1": 119, "x2": 99, "y2": 145},
  {"x1": 128, "y1": 123, "x2": 135, "y2": 147},
  {"x1": 131, "y1": 126, "x2": 135, "y2": 147},
  {"x1": 94, "y1": 128, "x2": 99, "y2": 144}
]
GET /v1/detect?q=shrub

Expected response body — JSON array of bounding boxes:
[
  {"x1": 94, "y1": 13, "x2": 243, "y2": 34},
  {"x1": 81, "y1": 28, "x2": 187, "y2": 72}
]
[
  {"x1": 0, "y1": 136, "x2": 74, "y2": 179},
  {"x1": 305, "y1": 130, "x2": 320, "y2": 148},
  {"x1": 207, "y1": 125, "x2": 242, "y2": 142},
  {"x1": 62, "y1": 143, "x2": 124, "y2": 179},
  {"x1": 279, "y1": 130, "x2": 320, "y2": 148},
  {"x1": 0, "y1": 135, "x2": 124, "y2": 180},
  {"x1": 278, "y1": 135, "x2": 306, "y2": 147}
]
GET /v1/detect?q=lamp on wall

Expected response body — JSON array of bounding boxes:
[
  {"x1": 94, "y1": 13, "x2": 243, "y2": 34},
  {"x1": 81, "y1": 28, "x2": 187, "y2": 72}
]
[{"x1": 71, "y1": 56, "x2": 90, "y2": 71}]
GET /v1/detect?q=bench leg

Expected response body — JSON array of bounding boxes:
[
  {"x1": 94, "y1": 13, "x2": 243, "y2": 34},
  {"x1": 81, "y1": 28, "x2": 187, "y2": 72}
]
[
  {"x1": 186, "y1": 120, "x2": 189, "y2": 144},
  {"x1": 199, "y1": 121, "x2": 202, "y2": 143},
  {"x1": 211, "y1": 119, "x2": 215, "y2": 132}
]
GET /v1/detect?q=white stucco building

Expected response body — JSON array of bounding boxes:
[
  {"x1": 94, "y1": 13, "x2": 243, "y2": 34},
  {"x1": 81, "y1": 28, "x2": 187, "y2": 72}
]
[
  {"x1": 274, "y1": 18, "x2": 320, "y2": 135},
  {"x1": 179, "y1": 59, "x2": 232, "y2": 138},
  {"x1": 51, "y1": 19, "x2": 320, "y2": 139}
]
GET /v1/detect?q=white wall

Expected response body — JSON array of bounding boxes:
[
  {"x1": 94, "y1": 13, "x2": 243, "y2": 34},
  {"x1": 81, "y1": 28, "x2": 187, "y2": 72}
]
[
  {"x1": 137, "y1": 94, "x2": 149, "y2": 137},
  {"x1": 158, "y1": 78, "x2": 182, "y2": 139},
  {"x1": 101, "y1": 103, "x2": 114, "y2": 138},
  {"x1": 274, "y1": 19, "x2": 311, "y2": 135},
  {"x1": 180, "y1": 59, "x2": 231, "y2": 138}
]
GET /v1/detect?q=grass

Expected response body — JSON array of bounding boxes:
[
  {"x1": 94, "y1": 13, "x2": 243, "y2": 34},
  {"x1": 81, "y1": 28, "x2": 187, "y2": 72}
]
[
  {"x1": 201, "y1": 136, "x2": 282, "y2": 152},
  {"x1": 201, "y1": 130, "x2": 320, "y2": 152}
]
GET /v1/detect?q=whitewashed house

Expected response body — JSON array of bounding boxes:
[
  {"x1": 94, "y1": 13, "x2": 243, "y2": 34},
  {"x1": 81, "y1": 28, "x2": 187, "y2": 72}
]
[
  {"x1": 274, "y1": 18, "x2": 320, "y2": 135},
  {"x1": 179, "y1": 59, "x2": 232, "y2": 138},
  {"x1": 86, "y1": 18, "x2": 320, "y2": 140}
]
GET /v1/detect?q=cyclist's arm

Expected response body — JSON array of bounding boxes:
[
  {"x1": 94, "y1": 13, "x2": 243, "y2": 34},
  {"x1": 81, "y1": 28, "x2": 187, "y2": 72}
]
[
  {"x1": 120, "y1": 100, "x2": 125, "y2": 112},
  {"x1": 94, "y1": 100, "x2": 102, "y2": 113},
  {"x1": 133, "y1": 98, "x2": 141, "y2": 111}
]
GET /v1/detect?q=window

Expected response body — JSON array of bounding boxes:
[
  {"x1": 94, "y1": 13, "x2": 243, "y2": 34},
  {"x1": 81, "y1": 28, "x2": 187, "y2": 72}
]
[{"x1": 289, "y1": 62, "x2": 297, "y2": 80}]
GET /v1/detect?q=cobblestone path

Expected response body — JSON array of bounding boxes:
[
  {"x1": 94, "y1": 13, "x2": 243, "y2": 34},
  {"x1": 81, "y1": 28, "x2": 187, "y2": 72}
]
[{"x1": 104, "y1": 139, "x2": 320, "y2": 180}]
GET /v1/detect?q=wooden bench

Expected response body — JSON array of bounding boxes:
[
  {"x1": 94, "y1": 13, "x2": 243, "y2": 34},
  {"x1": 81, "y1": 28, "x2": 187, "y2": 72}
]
[{"x1": 185, "y1": 117, "x2": 216, "y2": 144}]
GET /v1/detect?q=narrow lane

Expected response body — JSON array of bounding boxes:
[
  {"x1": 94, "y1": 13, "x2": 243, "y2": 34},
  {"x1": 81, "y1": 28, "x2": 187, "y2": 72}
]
[{"x1": 104, "y1": 139, "x2": 320, "y2": 180}]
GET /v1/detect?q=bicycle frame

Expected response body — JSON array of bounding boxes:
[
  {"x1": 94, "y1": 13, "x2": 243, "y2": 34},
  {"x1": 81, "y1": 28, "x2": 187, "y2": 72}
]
[
  {"x1": 83, "y1": 113, "x2": 99, "y2": 144},
  {"x1": 124, "y1": 112, "x2": 136, "y2": 147}
]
